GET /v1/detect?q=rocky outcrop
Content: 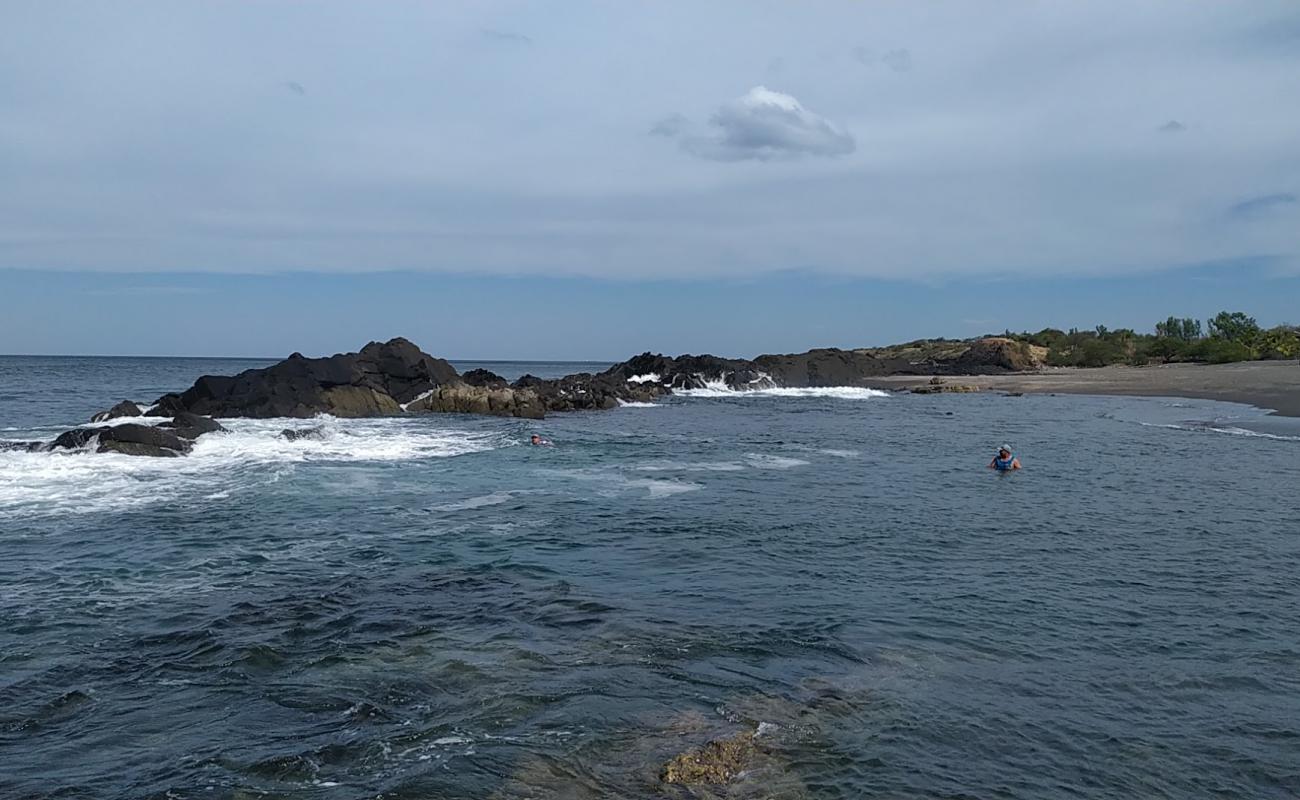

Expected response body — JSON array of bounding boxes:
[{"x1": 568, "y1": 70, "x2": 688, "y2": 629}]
[
  {"x1": 592, "y1": 337, "x2": 1039, "y2": 395},
  {"x1": 152, "y1": 338, "x2": 456, "y2": 419},
  {"x1": 461, "y1": 368, "x2": 508, "y2": 389},
  {"x1": 74, "y1": 335, "x2": 1043, "y2": 430},
  {"x1": 949, "y1": 337, "x2": 1042, "y2": 373},
  {"x1": 404, "y1": 384, "x2": 547, "y2": 419},
  {"x1": 90, "y1": 400, "x2": 143, "y2": 422},
  {"x1": 515, "y1": 370, "x2": 665, "y2": 411},
  {"x1": 51, "y1": 423, "x2": 194, "y2": 457},
  {"x1": 0, "y1": 440, "x2": 46, "y2": 452}
]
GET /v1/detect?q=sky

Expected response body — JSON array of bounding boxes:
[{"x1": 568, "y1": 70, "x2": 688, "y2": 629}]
[{"x1": 2, "y1": 1, "x2": 1298, "y2": 358}]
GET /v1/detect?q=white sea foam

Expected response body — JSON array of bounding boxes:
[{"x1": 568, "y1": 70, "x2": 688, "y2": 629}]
[
  {"x1": 432, "y1": 736, "x2": 471, "y2": 746},
  {"x1": 633, "y1": 460, "x2": 746, "y2": 472},
  {"x1": 616, "y1": 400, "x2": 660, "y2": 408},
  {"x1": 399, "y1": 389, "x2": 436, "y2": 411},
  {"x1": 744, "y1": 453, "x2": 811, "y2": 469},
  {"x1": 676, "y1": 384, "x2": 888, "y2": 400},
  {"x1": 545, "y1": 467, "x2": 703, "y2": 498},
  {"x1": 623, "y1": 478, "x2": 702, "y2": 498},
  {"x1": 626, "y1": 373, "x2": 661, "y2": 384},
  {"x1": 0, "y1": 416, "x2": 503, "y2": 519},
  {"x1": 818, "y1": 448, "x2": 861, "y2": 458},
  {"x1": 431, "y1": 491, "x2": 515, "y2": 512},
  {"x1": 1138, "y1": 421, "x2": 1300, "y2": 442}
]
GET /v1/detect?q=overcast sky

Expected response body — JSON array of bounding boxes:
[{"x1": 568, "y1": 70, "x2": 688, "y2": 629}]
[{"x1": 2, "y1": 2, "x2": 1298, "y2": 356}]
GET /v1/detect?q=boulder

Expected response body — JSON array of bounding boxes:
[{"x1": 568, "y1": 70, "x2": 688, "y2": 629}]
[
  {"x1": 0, "y1": 440, "x2": 46, "y2": 452},
  {"x1": 280, "y1": 426, "x2": 326, "y2": 441},
  {"x1": 50, "y1": 424, "x2": 192, "y2": 457},
  {"x1": 461, "y1": 368, "x2": 508, "y2": 388},
  {"x1": 159, "y1": 412, "x2": 226, "y2": 440},
  {"x1": 90, "y1": 400, "x2": 142, "y2": 422},
  {"x1": 50, "y1": 428, "x2": 102, "y2": 450}
]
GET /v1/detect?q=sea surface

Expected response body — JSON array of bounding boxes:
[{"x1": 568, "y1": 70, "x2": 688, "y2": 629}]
[{"x1": 2, "y1": 356, "x2": 1298, "y2": 800}]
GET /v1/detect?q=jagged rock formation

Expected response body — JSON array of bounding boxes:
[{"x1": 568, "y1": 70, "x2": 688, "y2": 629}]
[
  {"x1": 72, "y1": 335, "x2": 1043, "y2": 442},
  {"x1": 149, "y1": 338, "x2": 455, "y2": 419}
]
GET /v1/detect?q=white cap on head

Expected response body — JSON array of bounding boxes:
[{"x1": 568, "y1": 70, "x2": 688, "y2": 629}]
[{"x1": 999, "y1": 444, "x2": 1011, "y2": 452}]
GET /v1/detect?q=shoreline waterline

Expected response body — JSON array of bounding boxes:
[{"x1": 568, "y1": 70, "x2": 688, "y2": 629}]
[{"x1": 866, "y1": 360, "x2": 1300, "y2": 418}]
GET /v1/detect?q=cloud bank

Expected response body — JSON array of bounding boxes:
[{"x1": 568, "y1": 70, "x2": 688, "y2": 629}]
[{"x1": 0, "y1": 1, "x2": 1297, "y2": 282}]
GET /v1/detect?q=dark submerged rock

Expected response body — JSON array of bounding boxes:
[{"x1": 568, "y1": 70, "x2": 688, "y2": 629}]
[
  {"x1": 0, "y1": 440, "x2": 46, "y2": 452},
  {"x1": 660, "y1": 730, "x2": 760, "y2": 785}
]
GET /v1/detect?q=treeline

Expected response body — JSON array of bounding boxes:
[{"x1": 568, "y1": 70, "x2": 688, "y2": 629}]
[{"x1": 1001, "y1": 311, "x2": 1300, "y2": 368}]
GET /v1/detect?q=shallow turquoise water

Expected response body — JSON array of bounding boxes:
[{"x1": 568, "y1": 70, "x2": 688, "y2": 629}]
[{"x1": 2, "y1": 357, "x2": 1298, "y2": 799}]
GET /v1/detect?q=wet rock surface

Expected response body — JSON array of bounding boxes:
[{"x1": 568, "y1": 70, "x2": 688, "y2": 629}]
[
  {"x1": 50, "y1": 423, "x2": 193, "y2": 457},
  {"x1": 90, "y1": 400, "x2": 143, "y2": 422},
  {"x1": 660, "y1": 730, "x2": 760, "y2": 785},
  {"x1": 159, "y1": 412, "x2": 227, "y2": 440}
]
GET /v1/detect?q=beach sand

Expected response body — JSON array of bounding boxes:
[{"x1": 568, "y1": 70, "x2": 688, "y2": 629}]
[{"x1": 867, "y1": 360, "x2": 1300, "y2": 417}]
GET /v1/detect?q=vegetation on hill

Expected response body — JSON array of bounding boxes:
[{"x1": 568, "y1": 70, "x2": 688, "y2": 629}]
[{"x1": 1000, "y1": 311, "x2": 1299, "y2": 368}]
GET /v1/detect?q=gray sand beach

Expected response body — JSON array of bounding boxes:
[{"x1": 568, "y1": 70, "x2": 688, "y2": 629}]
[{"x1": 869, "y1": 360, "x2": 1300, "y2": 417}]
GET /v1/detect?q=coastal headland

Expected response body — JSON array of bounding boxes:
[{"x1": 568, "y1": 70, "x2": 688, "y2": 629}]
[{"x1": 11, "y1": 336, "x2": 1295, "y2": 458}]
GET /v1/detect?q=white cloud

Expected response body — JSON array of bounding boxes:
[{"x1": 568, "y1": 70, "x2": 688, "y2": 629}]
[{"x1": 680, "y1": 86, "x2": 855, "y2": 161}]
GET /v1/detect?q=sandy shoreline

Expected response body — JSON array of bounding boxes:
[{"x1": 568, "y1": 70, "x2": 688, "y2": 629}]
[{"x1": 866, "y1": 360, "x2": 1300, "y2": 418}]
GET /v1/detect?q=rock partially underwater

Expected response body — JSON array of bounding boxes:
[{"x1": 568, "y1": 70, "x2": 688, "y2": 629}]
[{"x1": 42, "y1": 415, "x2": 228, "y2": 458}]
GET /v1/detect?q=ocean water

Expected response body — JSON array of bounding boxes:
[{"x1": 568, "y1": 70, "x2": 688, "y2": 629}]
[{"x1": 1, "y1": 356, "x2": 1299, "y2": 799}]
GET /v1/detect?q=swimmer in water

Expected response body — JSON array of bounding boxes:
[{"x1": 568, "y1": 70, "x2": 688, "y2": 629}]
[
  {"x1": 989, "y1": 444, "x2": 1021, "y2": 471},
  {"x1": 530, "y1": 434, "x2": 552, "y2": 446}
]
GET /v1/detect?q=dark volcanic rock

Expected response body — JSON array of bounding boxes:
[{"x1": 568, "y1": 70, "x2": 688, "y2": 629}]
[
  {"x1": 461, "y1": 368, "x2": 508, "y2": 389},
  {"x1": 51, "y1": 424, "x2": 192, "y2": 457},
  {"x1": 0, "y1": 440, "x2": 46, "y2": 452},
  {"x1": 756, "y1": 348, "x2": 918, "y2": 386},
  {"x1": 80, "y1": 335, "x2": 1043, "y2": 427},
  {"x1": 50, "y1": 428, "x2": 102, "y2": 450},
  {"x1": 91, "y1": 400, "x2": 143, "y2": 422},
  {"x1": 280, "y1": 426, "x2": 326, "y2": 441},
  {"x1": 514, "y1": 370, "x2": 663, "y2": 412},
  {"x1": 159, "y1": 412, "x2": 226, "y2": 440},
  {"x1": 155, "y1": 337, "x2": 456, "y2": 419}
]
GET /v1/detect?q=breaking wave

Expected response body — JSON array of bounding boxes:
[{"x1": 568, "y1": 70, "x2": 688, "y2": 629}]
[
  {"x1": 0, "y1": 416, "x2": 505, "y2": 519},
  {"x1": 676, "y1": 383, "x2": 889, "y2": 400},
  {"x1": 1138, "y1": 420, "x2": 1300, "y2": 442}
]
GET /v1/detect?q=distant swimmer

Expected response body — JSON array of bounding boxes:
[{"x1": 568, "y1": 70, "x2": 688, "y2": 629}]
[
  {"x1": 989, "y1": 444, "x2": 1021, "y2": 472},
  {"x1": 530, "y1": 434, "x2": 552, "y2": 446}
]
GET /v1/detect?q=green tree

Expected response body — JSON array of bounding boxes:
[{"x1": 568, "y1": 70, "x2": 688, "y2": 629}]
[
  {"x1": 1155, "y1": 316, "x2": 1202, "y2": 341},
  {"x1": 1207, "y1": 311, "x2": 1260, "y2": 345},
  {"x1": 1257, "y1": 326, "x2": 1300, "y2": 359}
]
